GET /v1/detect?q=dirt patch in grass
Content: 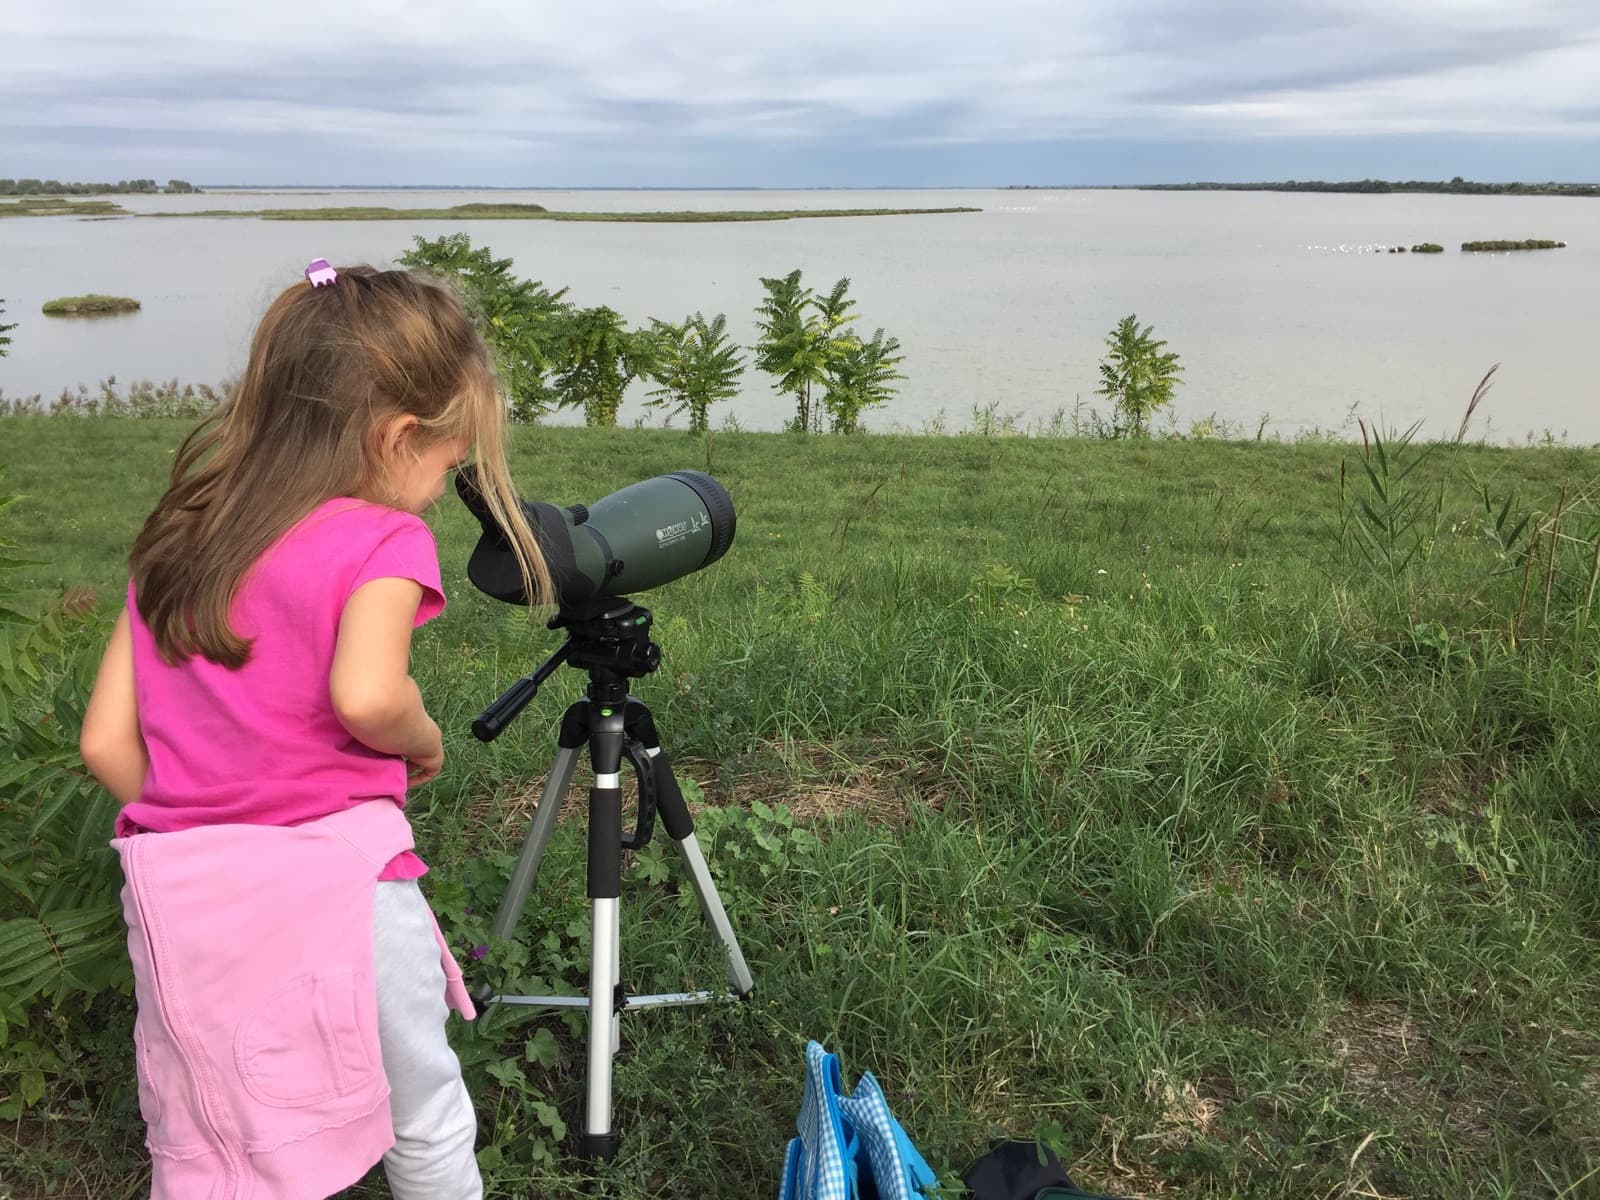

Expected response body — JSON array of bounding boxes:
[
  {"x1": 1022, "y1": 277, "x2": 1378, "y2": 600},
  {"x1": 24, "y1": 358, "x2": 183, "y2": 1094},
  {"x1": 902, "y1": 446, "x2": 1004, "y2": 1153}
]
[{"x1": 484, "y1": 739, "x2": 950, "y2": 841}]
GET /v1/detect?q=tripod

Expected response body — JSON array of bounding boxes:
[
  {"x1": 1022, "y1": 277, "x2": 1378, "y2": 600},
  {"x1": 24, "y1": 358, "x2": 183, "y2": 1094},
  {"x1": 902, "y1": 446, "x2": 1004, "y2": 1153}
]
[{"x1": 469, "y1": 599, "x2": 756, "y2": 1161}]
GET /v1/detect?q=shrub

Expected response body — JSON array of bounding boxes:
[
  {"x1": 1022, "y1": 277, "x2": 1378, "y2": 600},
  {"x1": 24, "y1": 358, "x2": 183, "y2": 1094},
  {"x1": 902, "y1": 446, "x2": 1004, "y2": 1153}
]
[
  {"x1": 1095, "y1": 314, "x2": 1184, "y2": 438},
  {"x1": 0, "y1": 470, "x2": 127, "y2": 1119}
]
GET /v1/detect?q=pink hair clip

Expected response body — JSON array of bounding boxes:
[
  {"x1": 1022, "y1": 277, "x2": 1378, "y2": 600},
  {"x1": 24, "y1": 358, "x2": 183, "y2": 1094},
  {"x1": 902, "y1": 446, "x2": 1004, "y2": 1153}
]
[{"x1": 305, "y1": 257, "x2": 338, "y2": 287}]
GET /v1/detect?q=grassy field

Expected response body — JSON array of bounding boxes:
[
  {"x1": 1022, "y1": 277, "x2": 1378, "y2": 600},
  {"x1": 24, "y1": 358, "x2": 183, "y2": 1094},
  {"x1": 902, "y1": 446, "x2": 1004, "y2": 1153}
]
[{"x1": 3, "y1": 417, "x2": 1600, "y2": 1198}]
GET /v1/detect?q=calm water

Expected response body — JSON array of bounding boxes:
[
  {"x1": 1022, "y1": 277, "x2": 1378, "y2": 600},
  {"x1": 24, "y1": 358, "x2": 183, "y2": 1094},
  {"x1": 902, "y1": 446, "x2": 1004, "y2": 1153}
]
[{"x1": 2, "y1": 188, "x2": 1597, "y2": 440}]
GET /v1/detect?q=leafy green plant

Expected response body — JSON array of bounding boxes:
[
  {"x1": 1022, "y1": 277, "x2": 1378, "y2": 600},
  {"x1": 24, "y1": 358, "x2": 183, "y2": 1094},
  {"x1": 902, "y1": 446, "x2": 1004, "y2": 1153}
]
[
  {"x1": 753, "y1": 271, "x2": 901, "y2": 434},
  {"x1": 645, "y1": 312, "x2": 745, "y2": 432},
  {"x1": 754, "y1": 270, "x2": 833, "y2": 433},
  {"x1": 1337, "y1": 420, "x2": 1442, "y2": 603},
  {"x1": 0, "y1": 298, "x2": 14, "y2": 356},
  {"x1": 1096, "y1": 314, "x2": 1184, "y2": 437},
  {"x1": 554, "y1": 306, "x2": 653, "y2": 428},
  {"x1": 1, "y1": 377, "x2": 227, "y2": 418},
  {"x1": 400, "y1": 234, "x2": 572, "y2": 421},
  {"x1": 822, "y1": 328, "x2": 904, "y2": 434},
  {"x1": 0, "y1": 471, "x2": 127, "y2": 1118}
]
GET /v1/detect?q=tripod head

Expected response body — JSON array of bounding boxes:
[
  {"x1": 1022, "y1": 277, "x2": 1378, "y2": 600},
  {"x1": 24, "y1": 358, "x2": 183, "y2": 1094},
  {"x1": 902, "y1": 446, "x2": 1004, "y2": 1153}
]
[{"x1": 470, "y1": 600, "x2": 662, "y2": 743}]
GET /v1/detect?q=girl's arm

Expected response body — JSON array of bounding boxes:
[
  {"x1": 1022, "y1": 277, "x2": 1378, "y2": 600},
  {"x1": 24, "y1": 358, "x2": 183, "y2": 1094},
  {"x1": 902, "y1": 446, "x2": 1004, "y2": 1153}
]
[
  {"x1": 330, "y1": 577, "x2": 444, "y2": 784},
  {"x1": 80, "y1": 610, "x2": 150, "y2": 806}
]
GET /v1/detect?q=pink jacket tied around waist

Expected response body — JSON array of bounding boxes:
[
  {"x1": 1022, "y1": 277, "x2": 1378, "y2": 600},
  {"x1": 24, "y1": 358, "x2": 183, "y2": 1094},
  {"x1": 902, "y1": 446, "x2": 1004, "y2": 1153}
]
[{"x1": 115, "y1": 800, "x2": 474, "y2": 1199}]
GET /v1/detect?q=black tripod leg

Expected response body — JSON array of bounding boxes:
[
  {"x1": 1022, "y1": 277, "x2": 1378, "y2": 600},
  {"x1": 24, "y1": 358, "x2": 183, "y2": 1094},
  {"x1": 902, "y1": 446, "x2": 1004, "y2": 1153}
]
[{"x1": 627, "y1": 704, "x2": 756, "y2": 999}]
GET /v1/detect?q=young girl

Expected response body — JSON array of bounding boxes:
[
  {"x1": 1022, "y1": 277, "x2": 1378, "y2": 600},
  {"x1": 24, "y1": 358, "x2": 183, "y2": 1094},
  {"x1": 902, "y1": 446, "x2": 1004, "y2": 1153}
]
[{"x1": 78, "y1": 261, "x2": 552, "y2": 1199}]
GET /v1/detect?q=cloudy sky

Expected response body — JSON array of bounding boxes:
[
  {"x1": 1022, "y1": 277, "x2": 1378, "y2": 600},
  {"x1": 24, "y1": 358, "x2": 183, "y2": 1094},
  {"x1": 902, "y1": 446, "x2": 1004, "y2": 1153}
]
[{"x1": 5, "y1": 1, "x2": 1599, "y2": 187}]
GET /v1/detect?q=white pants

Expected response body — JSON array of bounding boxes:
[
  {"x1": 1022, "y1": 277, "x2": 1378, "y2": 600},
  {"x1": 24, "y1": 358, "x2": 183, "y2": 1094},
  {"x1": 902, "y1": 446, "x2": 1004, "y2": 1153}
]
[{"x1": 372, "y1": 880, "x2": 483, "y2": 1200}]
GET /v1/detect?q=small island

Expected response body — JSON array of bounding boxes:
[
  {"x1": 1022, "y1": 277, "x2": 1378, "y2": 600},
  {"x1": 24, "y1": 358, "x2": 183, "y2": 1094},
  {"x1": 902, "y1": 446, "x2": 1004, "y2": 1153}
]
[
  {"x1": 1, "y1": 196, "x2": 981, "y2": 223},
  {"x1": 42, "y1": 294, "x2": 142, "y2": 316},
  {"x1": 0, "y1": 197, "x2": 127, "y2": 218},
  {"x1": 154, "y1": 201, "x2": 983, "y2": 222},
  {"x1": 1461, "y1": 239, "x2": 1566, "y2": 251}
]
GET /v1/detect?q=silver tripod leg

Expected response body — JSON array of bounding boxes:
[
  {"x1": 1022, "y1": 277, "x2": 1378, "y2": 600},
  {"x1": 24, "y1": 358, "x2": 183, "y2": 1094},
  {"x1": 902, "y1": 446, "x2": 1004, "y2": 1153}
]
[
  {"x1": 611, "y1": 900, "x2": 622, "y2": 1051},
  {"x1": 674, "y1": 832, "x2": 756, "y2": 996},
  {"x1": 489, "y1": 747, "x2": 581, "y2": 941},
  {"x1": 587, "y1": 895, "x2": 620, "y2": 1141}
]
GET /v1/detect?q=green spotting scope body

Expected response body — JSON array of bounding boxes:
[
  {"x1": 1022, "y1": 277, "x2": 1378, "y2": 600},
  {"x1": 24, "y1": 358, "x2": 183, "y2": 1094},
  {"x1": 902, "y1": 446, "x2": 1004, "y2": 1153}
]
[{"x1": 456, "y1": 467, "x2": 736, "y2": 615}]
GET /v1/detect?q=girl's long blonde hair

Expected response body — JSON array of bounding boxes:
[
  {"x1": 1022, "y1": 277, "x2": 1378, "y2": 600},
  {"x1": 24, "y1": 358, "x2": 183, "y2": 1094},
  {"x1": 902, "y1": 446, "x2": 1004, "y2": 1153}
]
[{"x1": 130, "y1": 264, "x2": 551, "y2": 666}]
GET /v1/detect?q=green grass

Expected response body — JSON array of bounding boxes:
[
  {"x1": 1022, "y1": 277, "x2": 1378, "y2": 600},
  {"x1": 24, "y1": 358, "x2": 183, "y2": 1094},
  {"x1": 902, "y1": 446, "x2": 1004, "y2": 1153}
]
[
  {"x1": 4, "y1": 418, "x2": 1600, "y2": 1198},
  {"x1": 147, "y1": 203, "x2": 983, "y2": 222},
  {"x1": 40, "y1": 294, "x2": 141, "y2": 316}
]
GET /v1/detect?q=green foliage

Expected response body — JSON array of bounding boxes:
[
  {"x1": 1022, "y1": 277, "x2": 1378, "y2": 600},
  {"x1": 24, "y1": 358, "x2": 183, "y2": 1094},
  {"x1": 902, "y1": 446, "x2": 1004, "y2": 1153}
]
[
  {"x1": 0, "y1": 469, "x2": 127, "y2": 1120},
  {"x1": 0, "y1": 178, "x2": 166, "y2": 195},
  {"x1": 754, "y1": 270, "x2": 903, "y2": 434},
  {"x1": 1096, "y1": 314, "x2": 1184, "y2": 437},
  {"x1": 645, "y1": 312, "x2": 745, "y2": 432},
  {"x1": 0, "y1": 299, "x2": 14, "y2": 357},
  {"x1": 399, "y1": 234, "x2": 572, "y2": 422},
  {"x1": 1335, "y1": 421, "x2": 1443, "y2": 604},
  {"x1": 1411, "y1": 243, "x2": 1445, "y2": 253},
  {"x1": 0, "y1": 377, "x2": 226, "y2": 418},
  {"x1": 822, "y1": 328, "x2": 905, "y2": 434},
  {"x1": 754, "y1": 269, "x2": 833, "y2": 433},
  {"x1": 554, "y1": 306, "x2": 653, "y2": 428}
]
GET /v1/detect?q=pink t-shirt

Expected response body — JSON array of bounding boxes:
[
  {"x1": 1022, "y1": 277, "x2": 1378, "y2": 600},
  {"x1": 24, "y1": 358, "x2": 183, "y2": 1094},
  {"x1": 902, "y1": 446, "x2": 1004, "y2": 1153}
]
[{"x1": 118, "y1": 497, "x2": 447, "y2": 880}]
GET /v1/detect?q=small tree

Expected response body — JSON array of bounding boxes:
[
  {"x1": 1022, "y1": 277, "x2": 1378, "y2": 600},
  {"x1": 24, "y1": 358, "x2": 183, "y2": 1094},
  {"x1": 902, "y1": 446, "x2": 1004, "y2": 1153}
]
[
  {"x1": 1096, "y1": 314, "x2": 1184, "y2": 437},
  {"x1": 555, "y1": 306, "x2": 652, "y2": 428},
  {"x1": 0, "y1": 300, "x2": 14, "y2": 357},
  {"x1": 754, "y1": 270, "x2": 832, "y2": 433},
  {"x1": 399, "y1": 234, "x2": 571, "y2": 422},
  {"x1": 822, "y1": 328, "x2": 904, "y2": 433},
  {"x1": 646, "y1": 312, "x2": 744, "y2": 432}
]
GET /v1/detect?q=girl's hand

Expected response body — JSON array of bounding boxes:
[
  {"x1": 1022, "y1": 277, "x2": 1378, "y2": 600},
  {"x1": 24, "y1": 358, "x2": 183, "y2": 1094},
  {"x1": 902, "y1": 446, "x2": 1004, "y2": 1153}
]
[{"x1": 406, "y1": 719, "x2": 445, "y2": 786}]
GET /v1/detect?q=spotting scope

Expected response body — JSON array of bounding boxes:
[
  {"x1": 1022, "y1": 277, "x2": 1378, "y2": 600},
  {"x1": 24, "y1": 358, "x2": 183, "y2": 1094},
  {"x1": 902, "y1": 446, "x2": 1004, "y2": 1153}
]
[{"x1": 455, "y1": 465, "x2": 736, "y2": 615}]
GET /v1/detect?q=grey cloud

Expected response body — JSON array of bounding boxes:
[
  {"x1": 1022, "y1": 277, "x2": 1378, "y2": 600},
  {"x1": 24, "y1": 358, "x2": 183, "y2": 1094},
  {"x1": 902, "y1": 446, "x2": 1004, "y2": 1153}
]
[{"x1": 3, "y1": 0, "x2": 1598, "y2": 181}]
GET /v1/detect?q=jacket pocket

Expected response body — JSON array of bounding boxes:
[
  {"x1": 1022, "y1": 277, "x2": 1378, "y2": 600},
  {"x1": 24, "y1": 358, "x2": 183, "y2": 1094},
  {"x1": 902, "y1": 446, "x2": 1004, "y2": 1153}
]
[{"x1": 235, "y1": 967, "x2": 381, "y2": 1108}]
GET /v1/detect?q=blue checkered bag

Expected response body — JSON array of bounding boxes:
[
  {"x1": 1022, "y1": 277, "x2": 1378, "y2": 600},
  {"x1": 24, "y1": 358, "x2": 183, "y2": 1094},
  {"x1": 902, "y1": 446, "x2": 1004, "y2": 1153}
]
[{"x1": 778, "y1": 1041, "x2": 938, "y2": 1200}]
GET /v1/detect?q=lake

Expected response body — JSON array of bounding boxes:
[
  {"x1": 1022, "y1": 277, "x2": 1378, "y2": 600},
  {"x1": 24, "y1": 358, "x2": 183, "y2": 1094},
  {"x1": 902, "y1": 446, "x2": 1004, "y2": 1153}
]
[{"x1": 2, "y1": 187, "x2": 1597, "y2": 441}]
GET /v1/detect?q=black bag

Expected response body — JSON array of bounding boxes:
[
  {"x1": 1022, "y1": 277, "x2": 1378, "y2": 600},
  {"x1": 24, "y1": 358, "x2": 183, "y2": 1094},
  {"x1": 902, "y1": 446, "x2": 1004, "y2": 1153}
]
[{"x1": 962, "y1": 1140, "x2": 1124, "y2": 1200}]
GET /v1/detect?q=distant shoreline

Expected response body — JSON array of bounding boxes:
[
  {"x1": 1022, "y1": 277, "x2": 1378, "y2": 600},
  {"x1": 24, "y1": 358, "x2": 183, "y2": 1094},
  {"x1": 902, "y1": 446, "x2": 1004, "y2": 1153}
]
[
  {"x1": 1010, "y1": 178, "x2": 1600, "y2": 197},
  {"x1": 0, "y1": 197, "x2": 982, "y2": 222}
]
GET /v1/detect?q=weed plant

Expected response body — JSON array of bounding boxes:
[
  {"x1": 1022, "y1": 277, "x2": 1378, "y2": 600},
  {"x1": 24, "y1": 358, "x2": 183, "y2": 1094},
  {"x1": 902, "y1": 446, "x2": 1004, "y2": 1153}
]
[{"x1": 3, "y1": 418, "x2": 1599, "y2": 1198}]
